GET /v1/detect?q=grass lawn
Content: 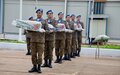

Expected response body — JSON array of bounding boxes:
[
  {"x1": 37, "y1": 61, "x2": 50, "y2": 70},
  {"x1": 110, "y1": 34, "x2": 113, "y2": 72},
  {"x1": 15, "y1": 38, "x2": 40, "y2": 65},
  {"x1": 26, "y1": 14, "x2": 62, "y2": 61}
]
[
  {"x1": 0, "y1": 39, "x2": 26, "y2": 44},
  {"x1": 82, "y1": 44, "x2": 120, "y2": 50},
  {"x1": 0, "y1": 39, "x2": 120, "y2": 50}
]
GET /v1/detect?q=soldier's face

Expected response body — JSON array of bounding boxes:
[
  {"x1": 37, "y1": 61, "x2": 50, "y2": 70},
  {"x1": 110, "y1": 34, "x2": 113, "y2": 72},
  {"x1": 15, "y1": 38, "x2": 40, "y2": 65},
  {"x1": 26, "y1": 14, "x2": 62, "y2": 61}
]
[
  {"x1": 77, "y1": 17, "x2": 81, "y2": 21},
  {"x1": 47, "y1": 12, "x2": 53, "y2": 18},
  {"x1": 58, "y1": 14, "x2": 64, "y2": 19},
  {"x1": 37, "y1": 11, "x2": 43, "y2": 18},
  {"x1": 66, "y1": 16, "x2": 70, "y2": 21},
  {"x1": 71, "y1": 16, "x2": 75, "y2": 20}
]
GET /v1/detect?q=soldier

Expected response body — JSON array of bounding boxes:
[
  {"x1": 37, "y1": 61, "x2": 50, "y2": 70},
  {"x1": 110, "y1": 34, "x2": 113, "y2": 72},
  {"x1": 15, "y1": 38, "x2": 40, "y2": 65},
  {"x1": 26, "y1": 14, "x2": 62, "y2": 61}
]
[
  {"x1": 70, "y1": 14, "x2": 78, "y2": 58},
  {"x1": 76, "y1": 15, "x2": 84, "y2": 57},
  {"x1": 63, "y1": 15, "x2": 72, "y2": 61},
  {"x1": 28, "y1": 9, "x2": 45, "y2": 73},
  {"x1": 25, "y1": 16, "x2": 34, "y2": 55},
  {"x1": 55, "y1": 12, "x2": 66, "y2": 64},
  {"x1": 42, "y1": 10, "x2": 56, "y2": 68}
]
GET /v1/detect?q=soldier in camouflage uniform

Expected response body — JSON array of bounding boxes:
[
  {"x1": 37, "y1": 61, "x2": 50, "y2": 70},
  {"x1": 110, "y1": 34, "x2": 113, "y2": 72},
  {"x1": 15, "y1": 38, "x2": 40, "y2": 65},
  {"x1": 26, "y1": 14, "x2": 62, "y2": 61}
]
[
  {"x1": 55, "y1": 12, "x2": 66, "y2": 64},
  {"x1": 70, "y1": 14, "x2": 78, "y2": 58},
  {"x1": 28, "y1": 9, "x2": 45, "y2": 73},
  {"x1": 25, "y1": 16, "x2": 34, "y2": 55},
  {"x1": 42, "y1": 10, "x2": 56, "y2": 68},
  {"x1": 63, "y1": 15, "x2": 72, "y2": 61},
  {"x1": 76, "y1": 15, "x2": 84, "y2": 57}
]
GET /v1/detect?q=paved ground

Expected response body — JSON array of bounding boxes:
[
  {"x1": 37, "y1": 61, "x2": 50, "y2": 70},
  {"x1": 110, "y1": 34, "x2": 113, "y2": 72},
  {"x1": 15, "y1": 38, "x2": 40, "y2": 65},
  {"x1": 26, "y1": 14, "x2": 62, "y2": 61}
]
[
  {"x1": 0, "y1": 42, "x2": 120, "y2": 57},
  {"x1": 0, "y1": 49, "x2": 120, "y2": 75}
]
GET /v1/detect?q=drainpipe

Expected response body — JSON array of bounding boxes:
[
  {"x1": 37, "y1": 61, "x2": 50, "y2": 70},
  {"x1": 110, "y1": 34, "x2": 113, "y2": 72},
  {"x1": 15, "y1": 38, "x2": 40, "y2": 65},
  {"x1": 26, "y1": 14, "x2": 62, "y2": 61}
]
[
  {"x1": 86, "y1": 0, "x2": 91, "y2": 43},
  {"x1": 18, "y1": 0, "x2": 23, "y2": 41},
  {"x1": 89, "y1": 0, "x2": 94, "y2": 46},
  {"x1": 64, "y1": 0, "x2": 67, "y2": 20}
]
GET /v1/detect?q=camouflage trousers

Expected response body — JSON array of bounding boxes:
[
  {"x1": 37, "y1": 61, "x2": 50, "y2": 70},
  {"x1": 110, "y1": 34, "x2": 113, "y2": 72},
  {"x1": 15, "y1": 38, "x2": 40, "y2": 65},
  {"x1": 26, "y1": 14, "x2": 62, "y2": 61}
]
[
  {"x1": 55, "y1": 39, "x2": 65, "y2": 56},
  {"x1": 64, "y1": 39, "x2": 72, "y2": 55},
  {"x1": 71, "y1": 38, "x2": 78, "y2": 53},
  {"x1": 44, "y1": 41, "x2": 54, "y2": 60},
  {"x1": 31, "y1": 42, "x2": 44, "y2": 65},
  {"x1": 26, "y1": 37, "x2": 30, "y2": 51},
  {"x1": 77, "y1": 31, "x2": 82, "y2": 51}
]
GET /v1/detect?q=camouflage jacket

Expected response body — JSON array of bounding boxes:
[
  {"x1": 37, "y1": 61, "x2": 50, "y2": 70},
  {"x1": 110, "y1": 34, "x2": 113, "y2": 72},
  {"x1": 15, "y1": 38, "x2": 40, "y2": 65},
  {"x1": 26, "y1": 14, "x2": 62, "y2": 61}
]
[
  {"x1": 55, "y1": 19, "x2": 66, "y2": 40},
  {"x1": 44, "y1": 18, "x2": 56, "y2": 41},
  {"x1": 76, "y1": 20, "x2": 84, "y2": 29},
  {"x1": 65, "y1": 20, "x2": 72, "y2": 29},
  {"x1": 70, "y1": 20, "x2": 77, "y2": 39},
  {"x1": 28, "y1": 18, "x2": 45, "y2": 43}
]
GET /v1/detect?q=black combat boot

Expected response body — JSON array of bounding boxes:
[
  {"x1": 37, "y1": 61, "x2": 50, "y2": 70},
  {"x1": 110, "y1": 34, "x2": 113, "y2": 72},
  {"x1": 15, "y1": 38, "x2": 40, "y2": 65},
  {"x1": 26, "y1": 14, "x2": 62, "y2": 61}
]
[
  {"x1": 73, "y1": 53, "x2": 76, "y2": 58},
  {"x1": 54, "y1": 56, "x2": 59, "y2": 63},
  {"x1": 59, "y1": 56, "x2": 63, "y2": 64},
  {"x1": 70, "y1": 52, "x2": 73, "y2": 58},
  {"x1": 73, "y1": 51, "x2": 77, "y2": 58},
  {"x1": 41, "y1": 60, "x2": 48, "y2": 67},
  {"x1": 71, "y1": 52, "x2": 75, "y2": 58},
  {"x1": 77, "y1": 50, "x2": 81, "y2": 57},
  {"x1": 67, "y1": 54, "x2": 71, "y2": 61},
  {"x1": 75, "y1": 50, "x2": 78, "y2": 56},
  {"x1": 29, "y1": 65, "x2": 38, "y2": 73},
  {"x1": 63, "y1": 54, "x2": 68, "y2": 60},
  {"x1": 26, "y1": 49, "x2": 31, "y2": 55},
  {"x1": 48, "y1": 60, "x2": 52, "y2": 68},
  {"x1": 37, "y1": 64, "x2": 42, "y2": 73}
]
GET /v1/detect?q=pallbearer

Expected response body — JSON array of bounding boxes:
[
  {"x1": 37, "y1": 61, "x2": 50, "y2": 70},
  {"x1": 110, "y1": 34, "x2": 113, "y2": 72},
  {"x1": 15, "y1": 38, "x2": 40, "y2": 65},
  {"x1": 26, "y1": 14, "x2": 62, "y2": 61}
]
[
  {"x1": 42, "y1": 10, "x2": 56, "y2": 68},
  {"x1": 55, "y1": 12, "x2": 66, "y2": 64},
  {"x1": 28, "y1": 9, "x2": 45, "y2": 73},
  {"x1": 25, "y1": 16, "x2": 34, "y2": 55},
  {"x1": 63, "y1": 15, "x2": 73, "y2": 61},
  {"x1": 76, "y1": 15, "x2": 84, "y2": 57},
  {"x1": 70, "y1": 14, "x2": 78, "y2": 58}
]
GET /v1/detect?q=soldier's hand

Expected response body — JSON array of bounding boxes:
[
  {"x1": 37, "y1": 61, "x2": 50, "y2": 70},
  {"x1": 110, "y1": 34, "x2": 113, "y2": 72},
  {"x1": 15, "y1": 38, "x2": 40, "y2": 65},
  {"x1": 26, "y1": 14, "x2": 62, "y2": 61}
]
[{"x1": 50, "y1": 30, "x2": 54, "y2": 32}]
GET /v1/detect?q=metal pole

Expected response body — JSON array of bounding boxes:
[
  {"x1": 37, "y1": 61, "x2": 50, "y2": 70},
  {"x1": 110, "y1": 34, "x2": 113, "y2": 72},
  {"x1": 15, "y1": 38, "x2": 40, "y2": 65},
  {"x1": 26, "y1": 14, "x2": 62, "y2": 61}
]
[
  {"x1": 35, "y1": 0, "x2": 38, "y2": 10},
  {"x1": 64, "y1": 0, "x2": 67, "y2": 20},
  {"x1": 90, "y1": 0, "x2": 94, "y2": 46},
  {"x1": 86, "y1": 0, "x2": 91, "y2": 43},
  {"x1": 0, "y1": 0, "x2": 4, "y2": 34},
  {"x1": 18, "y1": 0, "x2": 23, "y2": 41}
]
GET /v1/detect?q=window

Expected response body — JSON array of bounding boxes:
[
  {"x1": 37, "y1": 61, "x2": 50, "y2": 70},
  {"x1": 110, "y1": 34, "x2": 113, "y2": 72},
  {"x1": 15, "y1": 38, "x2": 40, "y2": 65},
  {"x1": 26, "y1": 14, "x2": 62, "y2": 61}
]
[{"x1": 94, "y1": 2, "x2": 104, "y2": 14}]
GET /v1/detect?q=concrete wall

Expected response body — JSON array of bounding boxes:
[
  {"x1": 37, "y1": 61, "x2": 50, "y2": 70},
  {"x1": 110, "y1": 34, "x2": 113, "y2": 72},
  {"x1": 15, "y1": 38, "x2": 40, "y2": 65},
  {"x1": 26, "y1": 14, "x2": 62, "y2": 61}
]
[
  {"x1": 104, "y1": 1, "x2": 120, "y2": 39},
  {"x1": 4, "y1": 0, "x2": 64, "y2": 33},
  {"x1": 67, "y1": 1, "x2": 88, "y2": 37},
  {"x1": 4, "y1": 0, "x2": 87, "y2": 37}
]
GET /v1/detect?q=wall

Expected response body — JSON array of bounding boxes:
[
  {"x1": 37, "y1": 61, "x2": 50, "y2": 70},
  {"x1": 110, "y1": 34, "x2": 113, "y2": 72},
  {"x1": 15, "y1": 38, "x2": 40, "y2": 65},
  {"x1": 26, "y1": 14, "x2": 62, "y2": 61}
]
[
  {"x1": 104, "y1": 1, "x2": 120, "y2": 39},
  {"x1": 4, "y1": 0, "x2": 64, "y2": 33},
  {"x1": 67, "y1": 1, "x2": 88, "y2": 37}
]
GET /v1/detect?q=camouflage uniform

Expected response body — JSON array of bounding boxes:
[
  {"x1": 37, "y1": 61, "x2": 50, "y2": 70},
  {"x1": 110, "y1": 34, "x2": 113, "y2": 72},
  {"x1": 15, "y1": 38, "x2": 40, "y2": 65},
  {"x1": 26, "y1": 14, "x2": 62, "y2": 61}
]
[
  {"x1": 24, "y1": 30, "x2": 31, "y2": 55},
  {"x1": 76, "y1": 21, "x2": 84, "y2": 57},
  {"x1": 55, "y1": 19, "x2": 66, "y2": 63},
  {"x1": 28, "y1": 30, "x2": 45, "y2": 65},
  {"x1": 41, "y1": 18, "x2": 56, "y2": 68},
  {"x1": 44, "y1": 19, "x2": 56, "y2": 60},
  {"x1": 63, "y1": 21, "x2": 73, "y2": 60},
  {"x1": 28, "y1": 9, "x2": 45, "y2": 73},
  {"x1": 70, "y1": 20, "x2": 78, "y2": 58},
  {"x1": 29, "y1": 18, "x2": 45, "y2": 65}
]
